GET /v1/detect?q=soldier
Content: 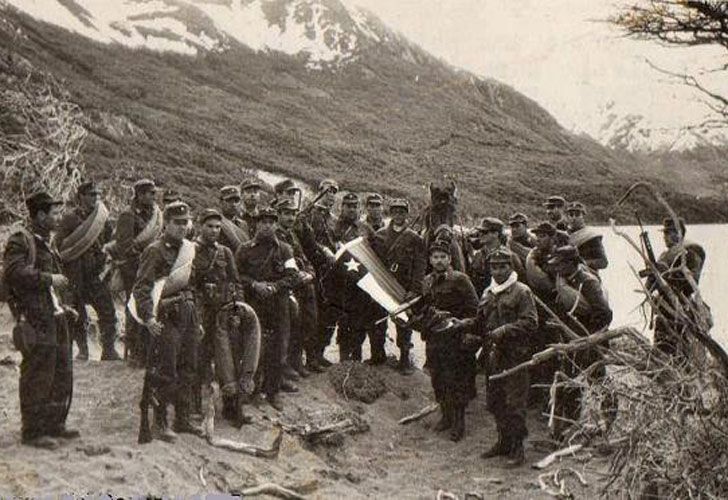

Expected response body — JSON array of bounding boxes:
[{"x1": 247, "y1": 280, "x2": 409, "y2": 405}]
[
  {"x1": 469, "y1": 218, "x2": 525, "y2": 295},
  {"x1": 192, "y1": 208, "x2": 258, "y2": 428},
  {"x1": 507, "y1": 212, "x2": 536, "y2": 264},
  {"x1": 3, "y1": 192, "x2": 79, "y2": 449},
  {"x1": 113, "y1": 179, "x2": 163, "y2": 366},
  {"x1": 371, "y1": 198, "x2": 426, "y2": 375},
  {"x1": 364, "y1": 193, "x2": 386, "y2": 231},
  {"x1": 430, "y1": 224, "x2": 467, "y2": 273},
  {"x1": 457, "y1": 248, "x2": 538, "y2": 466},
  {"x1": 162, "y1": 189, "x2": 182, "y2": 206},
  {"x1": 218, "y1": 185, "x2": 250, "y2": 252},
  {"x1": 544, "y1": 195, "x2": 569, "y2": 231},
  {"x1": 240, "y1": 178, "x2": 263, "y2": 236},
  {"x1": 647, "y1": 217, "x2": 706, "y2": 358},
  {"x1": 333, "y1": 192, "x2": 378, "y2": 362},
  {"x1": 417, "y1": 240, "x2": 479, "y2": 441},
  {"x1": 235, "y1": 207, "x2": 308, "y2": 410},
  {"x1": 275, "y1": 198, "x2": 319, "y2": 377},
  {"x1": 566, "y1": 202, "x2": 608, "y2": 273},
  {"x1": 55, "y1": 181, "x2": 121, "y2": 361},
  {"x1": 132, "y1": 201, "x2": 201, "y2": 442},
  {"x1": 548, "y1": 245, "x2": 613, "y2": 441},
  {"x1": 305, "y1": 178, "x2": 339, "y2": 367}
]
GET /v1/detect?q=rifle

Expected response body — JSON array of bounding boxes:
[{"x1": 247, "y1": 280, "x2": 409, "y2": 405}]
[
  {"x1": 635, "y1": 211, "x2": 657, "y2": 276},
  {"x1": 296, "y1": 185, "x2": 335, "y2": 220}
]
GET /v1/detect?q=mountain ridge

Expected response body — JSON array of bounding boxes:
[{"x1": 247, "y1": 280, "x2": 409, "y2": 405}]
[{"x1": 2, "y1": 0, "x2": 726, "y2": 223}]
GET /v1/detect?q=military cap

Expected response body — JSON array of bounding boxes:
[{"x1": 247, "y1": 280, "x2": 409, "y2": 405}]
[
  {"x1": 661, "y1": 217, "x2": 686, "y2": 235},
  {"x1": 274, "y1": 179, "x2": 297, "y2": 194},
  {"x1": 532, "y1": 221, "x2": 557, "y2": 236},
  {"x1": 341, "y1": 192, "x2": 359, "y2": 206},
  {"x1": 543, "y1": 195, "x2": 566, "y2": 208},
  {"x1": 240, "y1": 177, "x2": 262, "y2": 191},
  {"x1": 220, "y1": 185, "x2": 241, "y2": 201},
  {"x1": 489, "y1": 247, "x2": 513, "y2": 265},
  {"x1": 547, "y1": 245, "x2": 580, "y2": 266},
  {"x1": 198, "y1": 208, "x2": 222, "y2": 224},
  {"x1": 566, "y1": 201, "x2": 586, "y2": 214},
  {"x1": 26, "y1": 191, "x2": 63, "y2": 213},
  {"x1": 162, "y1": 189, "x2": 181, "y2": 204},
  {"x1": 365, "y1": 193, "x2": 383, "y2": 206},
  {"x1": 434, "y1": 224, "x2": 454, "y2": 239},
  {"x1": 274, "y1": 198, "x2": 298, "y2": 212},
  {"x1": 77, "y1": 180, "x2": 100, "y2": 196},
  {"x1": 133, "y1": 178, "x2": 156, "y2": 194},
  {"x1": 429, "y1": 239, "x2": 451, "y2": 255},
  {"x1": 318, "y1": 178, "x2": 339, "y2": 192},
  {"x1": 389, "y1": 198, "x2": 410, "y2": 212},
  {"x1": 508, "y1": 212, "x2": 528, "y2": 225},
  {"x1": 164, "y1": 201, "x2": 191, "y2": 220},
  {"x1": 258, "y1": 206, "x2": 279, "y2": 221},
  {"x1": 478, "y1": 217, "x2": 505, "y2": 233}
]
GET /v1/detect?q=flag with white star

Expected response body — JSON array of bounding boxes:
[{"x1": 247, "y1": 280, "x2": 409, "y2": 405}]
[{"x1": 327, "y1": 236, "x2": 409, "y2": 320}]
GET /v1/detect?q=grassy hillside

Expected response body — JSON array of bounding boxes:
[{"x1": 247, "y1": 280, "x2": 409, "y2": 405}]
[{"x1": 2, "y1": 7, "x2": 726, "y2": 223}]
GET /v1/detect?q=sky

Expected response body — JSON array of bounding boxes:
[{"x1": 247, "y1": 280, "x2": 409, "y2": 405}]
[{"x1": 351, "y1": 0, "x2": 728, "y2": 137}]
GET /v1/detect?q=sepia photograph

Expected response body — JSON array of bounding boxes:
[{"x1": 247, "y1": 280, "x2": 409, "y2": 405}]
[{"x1": 1, "y1": 0, "x2": 727, "y2": 498}]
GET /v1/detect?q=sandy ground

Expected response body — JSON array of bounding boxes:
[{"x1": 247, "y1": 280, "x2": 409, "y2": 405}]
[{"x1": 0, "y1": 305, "x2": 609, "y2": 499}]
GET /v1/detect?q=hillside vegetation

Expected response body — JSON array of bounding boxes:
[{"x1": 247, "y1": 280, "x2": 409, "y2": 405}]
[{"x1": 1, "y1": 6, "x2": 726, "y2": 223}]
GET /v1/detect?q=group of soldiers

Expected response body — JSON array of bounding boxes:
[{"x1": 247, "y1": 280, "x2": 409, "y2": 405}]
[{"x1": 2, "y1": 179, "x2": 705, "y2": 467}]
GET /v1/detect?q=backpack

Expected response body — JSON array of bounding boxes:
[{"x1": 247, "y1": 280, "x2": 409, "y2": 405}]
[{"x1": 0, "y1": 227, "x2": 36, "y2": 304}]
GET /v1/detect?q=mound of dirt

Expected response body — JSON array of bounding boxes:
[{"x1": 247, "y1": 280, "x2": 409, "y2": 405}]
[{"x1": 328, "y1": 361, "x2": 388, "y2": 403}]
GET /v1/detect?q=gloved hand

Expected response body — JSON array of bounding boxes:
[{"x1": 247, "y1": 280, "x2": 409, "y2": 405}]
[{"x1": 147, "y1": 318, "x2": 163, "y2": 337}]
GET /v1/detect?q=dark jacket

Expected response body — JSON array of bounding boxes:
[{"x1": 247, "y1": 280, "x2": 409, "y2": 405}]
[
  {"x1": 306, "y1": 205, "x2": 337, "y2": 252},
  {"x1": 115, "y1": 202, "x2": 158, "y2": 286},
  {"x1": 371, "y1": 223, "x2": 426, "y2": 295},
  {"x1": 558, "y1": 267, "x2": 612, "y2": 334},
  {"x1": 234, "y1": 237, "x2": 303, "y2": 298},
  {"x1": 3, "y1": 225, "x2": 64, "y2": 343},
  {"x1": 191, "y1": 240, "x2": 240, "y2": 308}
]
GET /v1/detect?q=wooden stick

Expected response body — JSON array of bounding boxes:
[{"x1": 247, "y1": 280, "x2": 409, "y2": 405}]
[
  {"x1": 533, "y1": 444, "x2": 583, "y2": 470},
  {"x1": 489, "y1": 328, "x2": 634, "y2": 381},
  {"x1": 398, "y1": 403, "x2": 439, "y2": 425},
  {"x1": 238, "y1": 483, "x2": 306, "y2": 499}
]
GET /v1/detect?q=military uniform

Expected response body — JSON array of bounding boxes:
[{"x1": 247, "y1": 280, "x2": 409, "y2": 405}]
[
  {"x1": 363, "y1": 194, "x2": 388, "y2": 363},
  {"x1": 544, "y1": 196, "x2": 569, "y2": 232},
  {"x1": 235, "y1": 208, "x2": 304, "y2": 405},
  {"x1": 334, "y1": 193, "x2": 379, "y2": 361},
  {"x1": 114, "y1": 179, "x2": 161, "y2": 364},
  {"x1": 507, "y1": 213, "x2": 537, "y2": 264},
  {"x1": 55, "y1": 182, "x2": 119, "y2": 360},
  {"x1": 548, "y1": 246, "x2": 613, "y2": 440},
  {"x1": 4, "y1": 193, "x2": 76, "y2": 446},
  {"x1": 218, "y1": 185, "x2": 250, "y2": 252},
  {"x1": 566, "y1": 202, "x2": 608, "y2": 273},
  {"x1": 462, "y1": 249, "x2": 538, "y2": 464},
  {"x1": 419, "y1": 254, "x2": 479, "y2": 441},
  {"x1": 469, "y1": 218, "x2": 526, "y2": 295},
  {"x1": 192, "y1": 209, "x2": 257, "y2": 426},
  {"x1": 648, "y1": 218, "x2": 706, "y2": 358},
  {"x1": 240, "y1": 178, "x2": 263, "y2": 237},
  {"x1": 133, "y1": 202, "x2": 200, "y2": 438},
  {"x1": 371, "y1": 198, "x2": 426, "y2": 371}
]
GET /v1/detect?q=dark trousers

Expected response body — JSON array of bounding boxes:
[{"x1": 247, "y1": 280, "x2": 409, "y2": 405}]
[
  {"x1": 72, "y1": 279, "x2": 118, "y2": 352},
  {"x1": 199, "y1": 305, "x2": 237, "y2": 395},
  {"x1": 289, "y1": 284, "x2": 318, "y2": 367},
  {"x1": 251, "y1": 295, "x2": 289, "y2": 397},
  {"x1": 337, "y1": 317, "x2": 367, "y2": 362},
  {"x1": 123, "y1": 273, "x2": 148, "y2": 362},
  {"x1": 19, "y1": 321, "x2": 73, "y2": 440},
  {"x1": 396, "y1": 324, "x2": 413, "y2": 352},
  {"x1": 487, "y1": 370, "x2": 529, "y2": 444},
  {"x1": 154, "y1": 299, "x2": 199, "y2": 417},
  {"x1": 315, "y1": 286, "x2": 338, "y2": 357}
]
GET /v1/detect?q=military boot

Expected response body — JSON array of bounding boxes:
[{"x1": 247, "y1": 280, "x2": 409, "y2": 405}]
[
  {"x1": 433, "y1": 403, "x2": 452, "y2": 432},
  {"x1": 152, "y1": 406, "x2": 177, "y2": 443},
  {"x1": 76, "y1": 341, "x2": 89, "y2": 361},
  {"x1": 480, "y1": 428, "x2": 509, "y2": 459},
  {"x1": 398, "y1": 349, "x2": 415, "y2": 376},
  {"x1": 449, "y1": 405, "x2": 465, "y2": 442},
  {"x1": 232, "y1": 396, "x2": 253, "y2": 428},
  {"x1": 505, "y1": 438, "x2": 525, "y2": 467},
  {"x1": 100, "y1": 341, "x2": 122, "y2": 361},
  {"x1": 173, "y1": 400, "x2": 203, "y2": 436}
]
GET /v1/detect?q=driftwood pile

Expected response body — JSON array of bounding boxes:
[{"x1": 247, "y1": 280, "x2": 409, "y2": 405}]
[{"x1": 1, "y1": 43, "x2": 86, "y2": 222}]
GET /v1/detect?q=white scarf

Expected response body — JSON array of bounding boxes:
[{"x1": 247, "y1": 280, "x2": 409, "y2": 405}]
[{"x1": 483, "y1": 271, "x2": 518, "y2": 297}]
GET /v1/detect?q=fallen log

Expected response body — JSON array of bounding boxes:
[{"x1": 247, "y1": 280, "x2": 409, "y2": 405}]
[
  {"x1": 533, "y1": 444, "x2": 583, "y2": 470},
  {"x1": 237, "y1": 483, "x2": 306, "y2": 499},
  {"x1": 398, "y1": 403, "x2": 439, "y2": 425},
  {"x1": 489, "y1": 328, "x2": 634, "y2": 381}
]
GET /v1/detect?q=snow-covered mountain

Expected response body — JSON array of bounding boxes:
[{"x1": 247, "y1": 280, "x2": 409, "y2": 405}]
[
  {"x1": 4, "y1": 0, "x2": 393, "y2": 68},
  {"x1": 595, "y1": 100, "x2": 728, "y2": 153}
]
